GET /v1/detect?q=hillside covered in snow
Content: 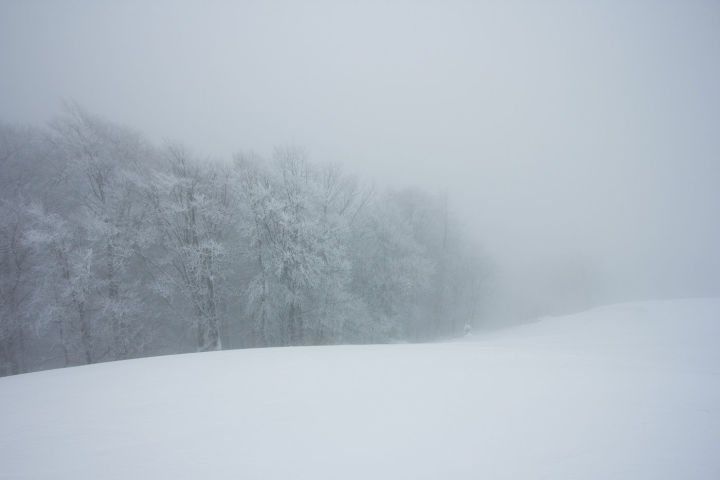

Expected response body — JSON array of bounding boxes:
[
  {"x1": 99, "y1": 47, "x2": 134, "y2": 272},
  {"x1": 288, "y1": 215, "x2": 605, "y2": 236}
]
[{"x1": 2, "y1": 298, "x2": 719, "y2": 479}]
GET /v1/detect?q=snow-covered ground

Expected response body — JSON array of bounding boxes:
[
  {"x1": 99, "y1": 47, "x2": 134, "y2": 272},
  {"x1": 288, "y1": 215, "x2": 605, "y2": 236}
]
[{"x1": 2, "y1": 298, "x2": 719, "y2": 479}]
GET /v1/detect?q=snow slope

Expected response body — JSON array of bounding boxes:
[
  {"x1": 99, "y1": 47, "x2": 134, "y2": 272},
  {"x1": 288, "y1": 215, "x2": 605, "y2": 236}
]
[{"x1": 2, "y1": 299, "x2": 719, "y2": 479}]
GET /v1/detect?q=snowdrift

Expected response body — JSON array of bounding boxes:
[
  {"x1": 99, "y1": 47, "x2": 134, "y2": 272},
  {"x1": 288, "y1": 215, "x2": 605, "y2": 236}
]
[{"x1": 2, "y1": 298, "x2": 719, "y2": 479}]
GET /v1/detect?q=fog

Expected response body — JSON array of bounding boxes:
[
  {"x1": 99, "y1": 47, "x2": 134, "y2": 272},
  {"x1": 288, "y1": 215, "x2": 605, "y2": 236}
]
[{"x1": 2, "y1": 0, "x2": 719, "y2": 321}]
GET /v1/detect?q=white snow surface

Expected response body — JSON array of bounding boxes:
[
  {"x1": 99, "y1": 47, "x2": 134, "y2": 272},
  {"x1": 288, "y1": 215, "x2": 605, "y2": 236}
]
[{"x1": 2, "y1": 298, "x2": 720, "y2": 479}]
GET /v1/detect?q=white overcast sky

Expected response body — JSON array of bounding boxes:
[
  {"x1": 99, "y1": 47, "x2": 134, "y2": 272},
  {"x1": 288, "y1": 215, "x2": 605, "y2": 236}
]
[{"x1": 2, "y1": 0, "x2": 719, "y2": 308}]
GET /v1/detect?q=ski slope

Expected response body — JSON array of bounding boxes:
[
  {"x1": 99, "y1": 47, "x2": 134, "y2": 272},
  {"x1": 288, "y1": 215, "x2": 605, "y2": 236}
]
[{"x1": 2, "y1": 299, "x2": 719, "y2": 479}]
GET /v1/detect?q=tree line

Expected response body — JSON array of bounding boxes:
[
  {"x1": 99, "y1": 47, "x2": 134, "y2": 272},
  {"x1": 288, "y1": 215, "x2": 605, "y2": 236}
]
[{"x1": 0, "y1": 105, "x2": 487, "y2": 376}]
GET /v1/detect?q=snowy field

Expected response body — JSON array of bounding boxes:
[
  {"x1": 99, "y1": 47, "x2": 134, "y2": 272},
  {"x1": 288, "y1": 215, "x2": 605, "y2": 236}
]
[{"x1": 2, "y1": 298, "x2": 719, "y2": 480}]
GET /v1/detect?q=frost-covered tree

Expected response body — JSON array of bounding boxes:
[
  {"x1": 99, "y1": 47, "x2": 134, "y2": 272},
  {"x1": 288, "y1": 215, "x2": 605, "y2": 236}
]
[
  {"x1": 0, "y1": 123, "x2": 56, "y2": 373},
  {"x1": 237, "y1": 149, "x2": 323, "y2": 345},
  {"x1": 236, "y1": 149, "x2": 370, "y2": 345},
  {"x1": 271, "y1": 148, "x2": 332, "y2": 344},
  {"x1": 24, "y1": 205, "x2": 96, "y2": 366},
  {"x1": 49, "y1": 105, "x2": 156, "y2": 360},
  {"x1": 150, "y1": 146, "x2": 235, "y2": 352},
  {"x1": 349, "y1": 196, "x2": 434, "y2": 340},
  {"x1": 0, "y1": 200, "x2": 32, "y2": 375},
  {"x1": 304, "y1": 162, "x2": 370, "y2": 343},
  {"x1": 371, "y1": 188, "x2": 489, "y2": 339}
]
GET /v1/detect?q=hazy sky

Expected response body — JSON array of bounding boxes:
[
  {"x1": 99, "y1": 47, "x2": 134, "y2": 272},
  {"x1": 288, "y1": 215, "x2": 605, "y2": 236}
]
[{"x1": 2, "y1": 0, "x2": 719, "y2": 312}]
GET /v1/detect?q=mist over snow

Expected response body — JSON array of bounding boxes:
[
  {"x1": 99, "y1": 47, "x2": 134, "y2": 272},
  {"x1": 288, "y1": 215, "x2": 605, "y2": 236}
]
[{"x1": 1, "y1": 0, "x2": 719, "y2": 323}]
